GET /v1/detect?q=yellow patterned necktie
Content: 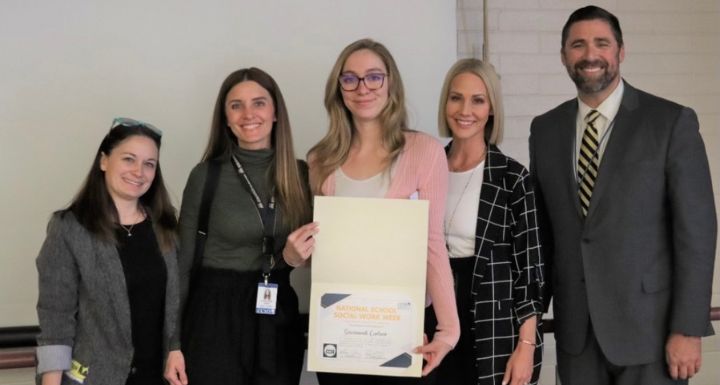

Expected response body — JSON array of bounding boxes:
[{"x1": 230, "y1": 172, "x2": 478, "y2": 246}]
[{"x1": 578, "y1": 110, "x2": 601, "y2": 217}]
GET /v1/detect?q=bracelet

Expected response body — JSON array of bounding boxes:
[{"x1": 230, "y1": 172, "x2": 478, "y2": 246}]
[{"x1": 518, "y1": 338, "x2": 536, "y2": 347}]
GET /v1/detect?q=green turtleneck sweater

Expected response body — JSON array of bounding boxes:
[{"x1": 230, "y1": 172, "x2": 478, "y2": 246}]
[{"x1": 178, "y1": 145, "x2": 291, "y2": 278}]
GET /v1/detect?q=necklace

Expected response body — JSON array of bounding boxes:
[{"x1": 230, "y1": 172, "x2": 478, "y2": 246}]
[
  {"x1": 445, "y1": 143, "x2": 486, "y2": 254},
  {"x1": 118, "y1": 207, "x2": 145, "y2": 237},
  {"x1": 444, "y1": 164, "x2": 480, "y2": 252},
  {"x1": 119, "y1": 223, "x2": 136, "y2": 237}
]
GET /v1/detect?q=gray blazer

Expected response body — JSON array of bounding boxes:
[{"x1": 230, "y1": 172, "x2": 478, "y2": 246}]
[
  {"x1": 529, "y1": 82, "x2": 716, "y2": 365},
  {"x1": 35, "y1": 211, "x2": 180, "y2": 385}
]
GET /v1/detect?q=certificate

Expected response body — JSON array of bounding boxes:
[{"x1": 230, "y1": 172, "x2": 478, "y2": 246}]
[{"x1": 308, "y1": 196, "x2": 428, "y2": 377}]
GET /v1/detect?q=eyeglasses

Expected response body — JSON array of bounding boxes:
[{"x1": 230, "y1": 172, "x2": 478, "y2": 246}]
[
  {"x1": 338, "y1": 73, "x2": 387, "y2": 91},
  {"x1": 111, "y1": 117, "x2": 163, "y2": 137}
]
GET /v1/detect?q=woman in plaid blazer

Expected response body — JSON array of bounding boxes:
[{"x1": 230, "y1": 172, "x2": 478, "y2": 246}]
[{"x1": 430, "y1": 58, "x2": 545, "y2": 385}]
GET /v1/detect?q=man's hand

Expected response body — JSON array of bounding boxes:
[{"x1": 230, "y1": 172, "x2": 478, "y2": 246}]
[{"x1": 665, "y1": 332, "x2": 701, "y2": 380}]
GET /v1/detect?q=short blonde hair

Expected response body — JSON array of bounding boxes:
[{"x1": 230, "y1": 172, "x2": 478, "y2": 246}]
[{"x1": 437, "y1": 58, "x2": 504, "y2": 145}]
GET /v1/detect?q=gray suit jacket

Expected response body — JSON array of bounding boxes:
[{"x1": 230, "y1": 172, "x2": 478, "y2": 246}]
[
  {"x1": 529, "y1": 82, "x2": 716, "y2": 365},
  {"x1": 36, "y1": 211, "x2": 180, "y2": 385}
]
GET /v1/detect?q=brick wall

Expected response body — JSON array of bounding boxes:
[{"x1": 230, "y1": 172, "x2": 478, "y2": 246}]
[{"x1": 456, "y1": 0, "x2": 720, "y2": 383}]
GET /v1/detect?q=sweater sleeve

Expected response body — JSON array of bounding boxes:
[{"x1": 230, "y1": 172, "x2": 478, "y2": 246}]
[
  {"x1": 35, "y1": 213, "x2": 78, "y2": 374},
  {"x1": 175, "y1": 162, "x2": 208, "y2": 341},
  {"x1": 418, "y1": 141, "x2": 460, "y2": 348},
  {"x1": 164, "y1": 246, "x2": 182, "y2": 351}
]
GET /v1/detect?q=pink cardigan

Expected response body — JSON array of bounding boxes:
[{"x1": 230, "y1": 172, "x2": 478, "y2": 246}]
[{"x1": 319, "y1": 131, "x2": 460, "y2": 348}]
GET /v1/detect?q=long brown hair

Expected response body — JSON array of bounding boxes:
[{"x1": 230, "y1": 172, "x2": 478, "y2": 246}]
[
  {"x1": 202, "y1": 67, "x2": 311, "y2": 228},
  {"x1": 308, "y1": 39, "x2": 409, "y2": 194},
  {"x1": 65, "y1": 123, "x2": 177, "y2": 253}
]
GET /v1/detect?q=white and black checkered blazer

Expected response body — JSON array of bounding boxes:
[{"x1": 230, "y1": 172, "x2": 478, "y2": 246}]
[{"x1": 450, "y1": 144, "x2": 546, "y2": 384}]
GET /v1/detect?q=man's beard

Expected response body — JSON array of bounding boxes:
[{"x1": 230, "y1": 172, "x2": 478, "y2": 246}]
[{"x1": 567, "y1": 58, "x2": 619, "y2": 94}]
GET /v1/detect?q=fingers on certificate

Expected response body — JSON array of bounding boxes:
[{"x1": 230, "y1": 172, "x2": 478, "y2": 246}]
[
  {"x1": 415, "y1": 338, "x2": 453, "y2": 376},
  {"x1": 284, "y1": 222, "x2": 319, "y2": 266}
]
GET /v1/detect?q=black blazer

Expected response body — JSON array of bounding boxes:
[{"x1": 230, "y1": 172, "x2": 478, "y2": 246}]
[
  {"x1": 447, "y1": 143, "x2": 545, "y2": 384},
  {"x1": 529, "y1": 81, "x2": 716, "y2": 365}
]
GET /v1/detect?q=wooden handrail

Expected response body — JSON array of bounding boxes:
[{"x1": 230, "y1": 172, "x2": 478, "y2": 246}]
[
  {"x1": 0, "y1": 348, "x2": 34, "y2": 370},
  {"x1": 3, "y1": 307, "x2": 719, "y2": 370}
]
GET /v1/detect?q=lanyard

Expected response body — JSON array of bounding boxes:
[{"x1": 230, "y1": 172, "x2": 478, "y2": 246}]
[{"x1": 231, "y1": 155, "x2": 276, "y2": 283}]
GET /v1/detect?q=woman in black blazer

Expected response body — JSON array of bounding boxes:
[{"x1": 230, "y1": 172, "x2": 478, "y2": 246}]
[{"x1": 430, "y1": 58, "x2": 545, "y2": 385}]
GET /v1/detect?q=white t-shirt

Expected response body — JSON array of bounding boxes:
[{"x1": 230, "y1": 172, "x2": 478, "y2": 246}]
[{"x1": 445, "y1": 160, "x2": 485, "y2": 258}]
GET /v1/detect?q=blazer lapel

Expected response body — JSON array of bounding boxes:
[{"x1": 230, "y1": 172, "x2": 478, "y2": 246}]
[
  {"x1": 554, "y1": 101, "x2": 585, "y2": 219},
  {"x1": 471, "y1": 145, "x2": 506, "y2": 282},
  {"x1": 585, "y1": 83, "x2": 640, "y2": 219}
]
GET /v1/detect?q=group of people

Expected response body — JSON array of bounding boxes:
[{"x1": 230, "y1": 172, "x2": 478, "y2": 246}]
[{"x1": 34, "y1": 6, "x2": 715, "y2": 385}]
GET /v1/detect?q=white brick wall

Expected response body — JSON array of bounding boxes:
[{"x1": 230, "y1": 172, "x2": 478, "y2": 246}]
[{"x1": 457, "y1": 1, "x2": 720, "y2": 384}]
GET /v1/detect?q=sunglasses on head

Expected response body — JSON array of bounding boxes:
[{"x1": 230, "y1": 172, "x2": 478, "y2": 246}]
[{"x1": 110, "y1": 117, "x2": 163, "y2": 137}]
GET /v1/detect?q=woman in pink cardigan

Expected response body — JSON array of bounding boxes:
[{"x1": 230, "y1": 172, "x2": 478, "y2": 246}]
[{"x1": 282, "y1": 39, "x2": 460, "y2": 385}]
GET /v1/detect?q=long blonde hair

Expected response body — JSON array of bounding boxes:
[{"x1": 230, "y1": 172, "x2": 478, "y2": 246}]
[
  {"x1": 202, "y1": 68, "x2": 311, "y2": 229},
  {"x1": 308, "y1": 39, "x2": 409, "y2": 194}
]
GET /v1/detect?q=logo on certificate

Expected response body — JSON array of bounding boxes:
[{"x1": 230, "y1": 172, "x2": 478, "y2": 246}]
[{"x1": 323, "y1": 343, "x2": 337, "y2": 358}]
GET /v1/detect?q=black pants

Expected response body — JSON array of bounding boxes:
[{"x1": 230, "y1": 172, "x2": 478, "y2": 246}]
[
  {"x1": 182, "y1": 267, "x2": 304, "y2": 385},
  {"x1": 425, "y1": 257, "x2": 477, "y2": 384},
  {"x1": 125, "y1": 369, "x2": 164, "y2": 385},
  {"x1": 558, "y1": 321, "x2": 687, "y2": 385},
  {"x1": 316, "y1": 371, "x2": 436, "y2": 385}
]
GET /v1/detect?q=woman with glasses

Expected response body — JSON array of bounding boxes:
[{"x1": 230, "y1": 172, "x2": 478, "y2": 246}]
[
  {"x1": 36, "y1": 118, "x2": 181, "y2": 385},
  {"x1": 288, "y1": 38, "x2": 460, "y2": 385},
  {"x1": 433, "y1": 58, "x2": 544, "y2": 385},
  {"x1": 171, "y1": 67, "x2": 311, "y2": 385}
]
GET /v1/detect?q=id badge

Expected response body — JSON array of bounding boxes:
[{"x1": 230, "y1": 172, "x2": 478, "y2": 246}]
[{"x1": 256, "y1": 282, "x2": 278, "y2": 315}]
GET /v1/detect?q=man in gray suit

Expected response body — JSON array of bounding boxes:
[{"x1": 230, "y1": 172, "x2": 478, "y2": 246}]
[{"x1": 529, "y1": 5, "x2": 716, "y2": 385}]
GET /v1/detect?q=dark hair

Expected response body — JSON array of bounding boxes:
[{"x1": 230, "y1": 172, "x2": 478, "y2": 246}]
[
  {"x1": 561, "y1": 5, "x2": 623, "y2": 49},
  {"x1": 202, "y1": 67, "x2": 311, "y2": 229},
  {"x1": 64, "y1": 124, "x2": 177, "y2": 252}
]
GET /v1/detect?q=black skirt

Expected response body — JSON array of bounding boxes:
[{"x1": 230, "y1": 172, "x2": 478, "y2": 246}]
[{"x1": 182, "y1": 267, "x2": 304, "y2": 385}]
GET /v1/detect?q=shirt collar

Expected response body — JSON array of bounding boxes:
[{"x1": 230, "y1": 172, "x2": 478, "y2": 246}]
[{"x1": 577, "y1": 79, "x2": 624, "y2": 122}]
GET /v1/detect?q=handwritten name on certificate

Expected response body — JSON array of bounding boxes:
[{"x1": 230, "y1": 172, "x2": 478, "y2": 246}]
[{"x1": 308, "y1": 197, "x2": 429, "y2": 377}]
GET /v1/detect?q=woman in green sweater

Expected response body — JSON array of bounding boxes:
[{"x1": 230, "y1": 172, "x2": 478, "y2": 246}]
[{"x1": 165, "y1": 67, "x2": 312, "y2": 385}]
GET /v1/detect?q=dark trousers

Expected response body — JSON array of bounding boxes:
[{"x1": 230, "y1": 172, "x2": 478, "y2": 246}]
[
  {"x1": 182, "y1": 267, "x2": 304, "y2": 385},
  {"x1": 425, "y1": 257, "x2": 476, "y2": 384},
  {"x1": 557, "y1": 322, "x2": 687, "y2": 385},
  {"x1": 125, "y1": 369, "x2": 164, "y2": 385}
]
